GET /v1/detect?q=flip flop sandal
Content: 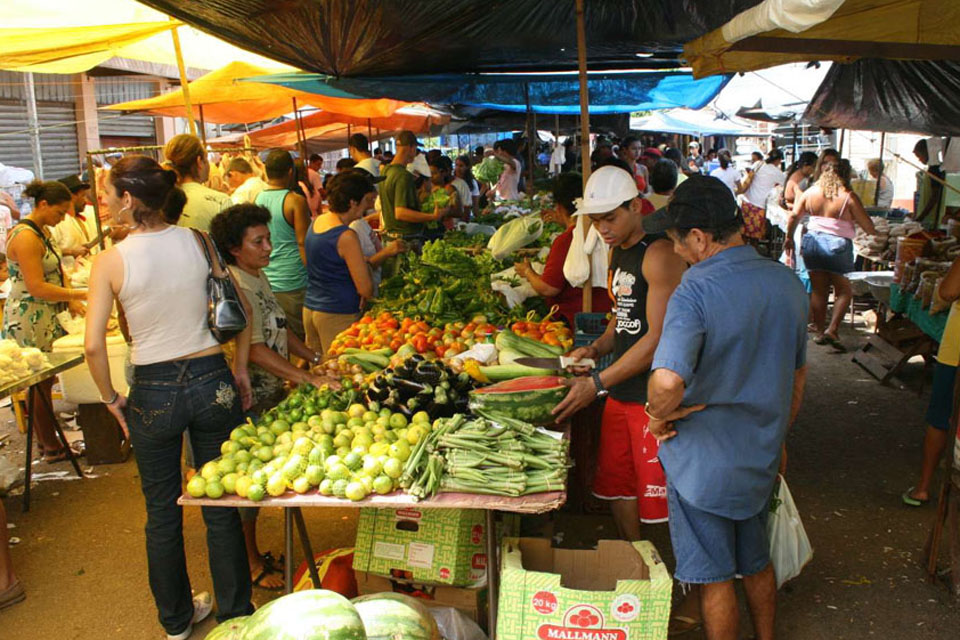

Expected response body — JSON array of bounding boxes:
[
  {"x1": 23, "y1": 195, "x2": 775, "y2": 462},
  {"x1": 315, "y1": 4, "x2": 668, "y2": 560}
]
[
  {"x1": 251, "y1": 566, "x2": 283, "y2": 592},
  {"x1": 0, "y1": 580, "x2": 26, "y2": 612},
  {"x1": 902, "y1": 487, "x2": 929, "y2": 507},
  {"x1": 813, "y1": 334, "x2": 830, "y2": 345},
  {"x1": 42, "y1": 445, "x2": 82, "y2": 464},
  {"x1": 261, "y1": 551, "x2": 285, "y2": 572},
  {"x1": 668, "y1": 615, "x2": 702, "y2": 637},
  {"x1": 823, "y1": 334, "x2": 846, "y2": 352}
]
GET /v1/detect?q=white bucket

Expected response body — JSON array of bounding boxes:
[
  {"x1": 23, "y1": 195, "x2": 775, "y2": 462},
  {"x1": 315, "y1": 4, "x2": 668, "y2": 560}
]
[{"x1": 52, "y1": 333, "x2": 129, "y2": 404}]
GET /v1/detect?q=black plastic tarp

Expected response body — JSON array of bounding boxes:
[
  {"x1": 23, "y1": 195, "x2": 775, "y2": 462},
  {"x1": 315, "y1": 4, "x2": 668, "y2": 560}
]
[
  {"x1": 137, "y1": 0, "x2": 762, "y2": 77},
  {"x1": 804, "y1": 59, "x2": 960, "y2": 136}
]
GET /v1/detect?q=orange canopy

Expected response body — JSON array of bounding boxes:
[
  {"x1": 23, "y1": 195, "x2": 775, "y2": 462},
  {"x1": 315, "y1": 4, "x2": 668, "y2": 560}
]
[
  {"x1": 103, "y1": 61, "x2": 406, "y2": 124},
  {"x1": 237, "y1": 106, "x2": 449, "y2": 149}
]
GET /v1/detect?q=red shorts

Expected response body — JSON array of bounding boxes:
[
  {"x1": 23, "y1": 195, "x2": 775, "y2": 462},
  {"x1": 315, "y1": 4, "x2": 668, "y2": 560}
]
[{"x1": 592, "y1": 397, "x2": 668, "y2": 523}]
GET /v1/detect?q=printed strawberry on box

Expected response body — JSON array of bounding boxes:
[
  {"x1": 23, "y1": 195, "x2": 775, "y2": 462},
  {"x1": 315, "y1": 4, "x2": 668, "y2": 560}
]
[
  {"x1": 497, "y1": 538, "x2": 672, "y2": 640},
  {"x1": 353, "y1": 508, "x2": 488, "y2": 586}
]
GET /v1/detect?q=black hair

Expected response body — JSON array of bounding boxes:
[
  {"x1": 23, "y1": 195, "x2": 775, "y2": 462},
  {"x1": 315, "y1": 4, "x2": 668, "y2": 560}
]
[
  {"x1": 23, "y1": 180, "x2": 71, "y2": 207},
  {"x1": 650, "y1": 159, "x2": 679, "y2": 194},
  {"x1": 428, "y1": 154, "x2": 453, "y2": 172},
  {"x1": 751, "y1": 151, "x2": 764, "y2": 162},
  {"x1": 426, "y1": 149, "x2": 443, "y2": 165},
  {"x1": 348, "y1": 133, "x2": 369, "y2": 153},
  {"x1": 474, "y1": 146, "x2": 484, "y2": 154},
  {"x1": 718, "y1": 149, "x2": 732, "y2": 170},
  {"x1": 308, "y1": 153, "x2": 322, "y2": 163},
  {"x1": 913, "y1": 139, "x2": 928, "y2": 157},
  {"x1": 622, "y1": 136, "x2": 641, "y2": 149},
  {"x1": 663, "y1": 147, "x2": 683, "y2": 166},
  {"x1": 265, "y1": 149, "x2": 295, "y2": 180},
  {"x1": 498, "y1": 139, "x2": 518, "y2": 157},
  {"x1": 675, "y1": 211, "x2": 744, "y2": 245},
  {"x1": 595, "y1": 156, "x2": 633, "y2": 175},
  {"x1": 226, "y1": 157, "x2": 254, "y2": 174},
  {"x1": 456, "y1": 155, "x2": 476, "y2": 190},
  {"x1": 210, "y1": 203, "x2": 271, "y2": 265},
  {"x1": 552, "y1": 172, "x2": 582, "y2": 214},
  {"x1": 327, "y1": 171, "x2": 376, "y2": 214},
  {"x1": 766, "y1": 149, "x2": 783, "y2": 164},
  {"x1": 785, "y1": 151, "x2": 817, "y2": 176},
  {"x1": 336, "y1": 157, "x2": 358, "y2": 171},
  {"x1": 109, "y1": 155, "x2": 185, "y2": 224}
]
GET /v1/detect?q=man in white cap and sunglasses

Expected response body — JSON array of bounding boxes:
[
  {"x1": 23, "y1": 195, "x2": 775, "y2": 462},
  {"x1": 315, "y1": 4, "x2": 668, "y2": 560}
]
[{"x1": 552, "y1": 165, "x2": 687, "y2": 540}]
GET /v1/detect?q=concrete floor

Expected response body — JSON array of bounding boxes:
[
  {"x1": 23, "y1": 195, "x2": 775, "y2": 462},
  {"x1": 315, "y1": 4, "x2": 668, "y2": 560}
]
[{"x1": 1, "y1": 317, "x2": 959, "y2": 639}]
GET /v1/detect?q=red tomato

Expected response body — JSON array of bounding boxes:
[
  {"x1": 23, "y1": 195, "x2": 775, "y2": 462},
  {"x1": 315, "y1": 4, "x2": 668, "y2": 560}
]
[
  {"x1": 390, "y1": 339, "x2": 402, "y2": 351},
  {"x1": 434, "y1": 345, "x2": 447, "y2": 358},
  {"x1": 511, "y1": 322, "x2": 527, "y2": 333},
  {"x1": 412, "y1": 335, "x2": 428, "y2": 352},
  {"x1": 359, "y1": 316, "x2": 373, "y2": 325}
]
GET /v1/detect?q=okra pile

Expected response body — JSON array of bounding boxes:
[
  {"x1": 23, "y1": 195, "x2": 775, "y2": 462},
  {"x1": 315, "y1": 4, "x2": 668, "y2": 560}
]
[{"x1": 399, "y1": 411, "x2": 569, "y2": 500}]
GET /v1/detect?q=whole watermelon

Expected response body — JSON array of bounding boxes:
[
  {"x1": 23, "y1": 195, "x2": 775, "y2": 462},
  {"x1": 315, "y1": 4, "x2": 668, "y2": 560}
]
[
  {"x1": 351, "y1": 593, "x2": 440, "y2": 640},
  {"x1": 205, "y1": 616, "x2": 248, "y2": 640},
  {"x1": 240, "y1": 590, "x2": 366, "y2": 640}
]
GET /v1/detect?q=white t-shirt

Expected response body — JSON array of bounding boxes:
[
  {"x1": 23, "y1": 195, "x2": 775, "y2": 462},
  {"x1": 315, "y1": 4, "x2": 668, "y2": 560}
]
[
  {"x1": 350, "y1": 218, "x2": 382, "y2": 297},
  {"x1": 495, "y1": 157, "x2": 522, "y2": 201},
  {"x1": 710, "y1": 166, "x2": 740, "y2": 196},
  {"x1": 744, "y1": 163, "x2": 786, "y2": 208},
  {"x1": 230, "y1": 176, "x2": 268, "y2": 205},
  {"x1": 50, "y1": 214, "x2": 89, "y2": 253},
  {"x1": 876, "y1": 175, "x2": 894, "y2": 208},
  {"x1": 451, "y1": 178, "x2": 474, "y2": 216},
  {"x1": 356, "y1": 157, "x2": 380, "y2": 180}
]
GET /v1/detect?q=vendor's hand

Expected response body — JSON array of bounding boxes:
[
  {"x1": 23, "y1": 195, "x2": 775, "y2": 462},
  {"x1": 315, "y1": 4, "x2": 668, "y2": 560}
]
[
  {"x1": 66, "y1": 246, "x2": 89, "y2": 258},
  {"x1": 514, "y1": 258, "x2": 532, "y2": 278},
  {"x1": 107, "y1": 394, "x2": 129, "y2": 438},
  {"x1": 647, "y1": 404, "x2": 706, "y2": 442},
  {"x1": 551, "y1": 377, "x2": 598, "y2": 423},
  {"x1": 234, "y1": 368, "x2": 253, "y2": 411},
  {"x1": 565, "y1": 345, "x2": 598, "y2": 376},
  {"x1": 783, "y1": 237, "x2": 795, "y2": 257},
  {"x1": 435, "y1": 205, "x2": 452, "y2": 219},
  {"x1": 68, "y1": 299, "x2": 86, "y2": 317},
  {"x1": 387, "y1": 239, "x2": 406, "y2": 256}
]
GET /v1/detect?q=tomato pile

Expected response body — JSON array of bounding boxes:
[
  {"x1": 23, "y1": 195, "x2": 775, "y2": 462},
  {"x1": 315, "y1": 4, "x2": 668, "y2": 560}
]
[
  {"x1": 509, "y1": 318, "x2": 574, "y2": 351},
  {"x1": 328, "y1": 312, "x2": 500, "y2": 359}
]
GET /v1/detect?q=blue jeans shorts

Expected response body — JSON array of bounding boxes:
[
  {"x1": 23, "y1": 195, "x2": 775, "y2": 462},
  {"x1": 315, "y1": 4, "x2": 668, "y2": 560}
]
[
  {"x1": 801, "y1": 230, "x2": 854, "y2": 275},
  {"x1": 667, "y1": 484, "x2": 771, "y2": 584}
]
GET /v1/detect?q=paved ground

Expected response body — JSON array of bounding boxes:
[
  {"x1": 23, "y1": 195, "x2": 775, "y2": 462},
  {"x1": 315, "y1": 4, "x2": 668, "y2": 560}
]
[{"x1": 1, "y1": 318, "x2": 958, "y2": 639}]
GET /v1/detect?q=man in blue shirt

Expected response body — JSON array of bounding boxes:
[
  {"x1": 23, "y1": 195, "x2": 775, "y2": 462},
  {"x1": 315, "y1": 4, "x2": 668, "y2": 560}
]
[{"x1": 643, "y1": 176, "x2": 809, "y2": 640}]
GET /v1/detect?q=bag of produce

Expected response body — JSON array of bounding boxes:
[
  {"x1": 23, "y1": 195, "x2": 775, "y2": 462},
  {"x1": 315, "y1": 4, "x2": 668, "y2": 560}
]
[
  {"x1": 472, "y1": 156, "x2": 504, "y2": 184},
  {"x1": 767, "y1": 475, "x2": 813, "y2": 588},
  {"x1": 487, "y1": 214, "x2": 543, "y2": 260}
]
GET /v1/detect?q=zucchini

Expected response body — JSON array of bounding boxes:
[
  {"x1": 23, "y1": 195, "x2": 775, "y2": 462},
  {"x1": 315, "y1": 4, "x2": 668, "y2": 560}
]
[
  {"x1": 344, "y1": 351, "x2": 391, "y2": 368},
  {"x1": 478, "y1": 363, "x2": 556, "y2": 382}
]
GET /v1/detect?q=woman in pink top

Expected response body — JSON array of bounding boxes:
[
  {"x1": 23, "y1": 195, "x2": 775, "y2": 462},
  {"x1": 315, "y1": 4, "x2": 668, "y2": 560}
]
[{"x1": 785, "y1": 159, "x2": 876, "y2": 350}]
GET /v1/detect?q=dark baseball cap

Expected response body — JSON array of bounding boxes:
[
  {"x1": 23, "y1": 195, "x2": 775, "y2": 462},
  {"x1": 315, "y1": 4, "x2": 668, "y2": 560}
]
[
  {"x1": 642, "y1": 175, "x2": 740, "y2": 234},
  {"x1": 59, "y1": 174, "x2": 90, "y2": 193},
  {"x1": 397, "y1": 130, "x2": 417, "y2": 147}
]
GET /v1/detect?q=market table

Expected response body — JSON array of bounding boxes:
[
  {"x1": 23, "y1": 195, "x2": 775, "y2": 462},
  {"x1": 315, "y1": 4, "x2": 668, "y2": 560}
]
[
  {"x1": 0, "y1": 353, "x2": 86, "y2": 511},
  {"x1": 888, "y1": 283, "x2": 948, "y2": 342},
  {"x1": 179, "y1": 488, "x2": 566, "y2": 636}
]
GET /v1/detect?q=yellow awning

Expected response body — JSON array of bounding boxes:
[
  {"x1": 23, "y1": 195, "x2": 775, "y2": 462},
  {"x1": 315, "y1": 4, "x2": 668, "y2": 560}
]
[
  {"x1": 103, "y1": 61, "x2": 407, "y2": 124},
  {"x1": 685, "y1": 0, "x2": 960, "y2": 78}
]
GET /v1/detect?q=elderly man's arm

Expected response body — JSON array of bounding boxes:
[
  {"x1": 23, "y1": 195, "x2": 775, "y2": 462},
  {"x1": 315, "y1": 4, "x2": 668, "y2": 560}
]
[{"x1": 789, "y1": 365, "x2": 807, "y2": 427}]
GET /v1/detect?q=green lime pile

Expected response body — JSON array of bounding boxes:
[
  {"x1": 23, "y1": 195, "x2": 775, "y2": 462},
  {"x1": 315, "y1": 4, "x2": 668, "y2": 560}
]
[{"x1": 188, "y1": 390, "x2": 435, "y2": 503}]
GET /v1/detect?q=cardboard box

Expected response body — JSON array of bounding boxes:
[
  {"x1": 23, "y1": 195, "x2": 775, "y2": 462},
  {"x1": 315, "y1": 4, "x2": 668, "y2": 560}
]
[
  {"x1": 353, "y1": 508, "x2": 487, "y2": 586},
  {"x1": 497, "y1": 538, "x2": 672, "y2": 640},
  {"x1": 355, "y1": 570, "x2": 488, "y2": 630}
]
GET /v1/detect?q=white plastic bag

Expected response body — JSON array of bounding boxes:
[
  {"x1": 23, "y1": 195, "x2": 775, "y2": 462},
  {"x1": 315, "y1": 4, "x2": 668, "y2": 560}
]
[
  {"x1": 563, "y1": 219, "x2": 609, "y2": 288},
  {"x1": 428, "y1": 607, "x2": 488, "y2": 640},
  {"x1": 767, "y1": 475, "x2": 813, "y2": 588},
  {"x1": 487, "y1": 214, "x2": 543, "y2": 259}
]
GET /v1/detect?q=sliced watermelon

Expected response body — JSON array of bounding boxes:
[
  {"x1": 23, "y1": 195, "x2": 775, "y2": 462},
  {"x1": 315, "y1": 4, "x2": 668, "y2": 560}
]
[
  {"x1": 351, "y1": 593, "x2": 441, "y2": 640},
  {"x1": 469, "y1": 376, "x2": 568, "y2": 424}
]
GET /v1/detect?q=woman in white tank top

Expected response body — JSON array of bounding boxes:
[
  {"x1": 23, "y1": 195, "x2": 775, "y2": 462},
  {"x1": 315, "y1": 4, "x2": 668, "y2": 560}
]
[{"x1": 84, "y1": 155, "x2": 253, "y2": 639}]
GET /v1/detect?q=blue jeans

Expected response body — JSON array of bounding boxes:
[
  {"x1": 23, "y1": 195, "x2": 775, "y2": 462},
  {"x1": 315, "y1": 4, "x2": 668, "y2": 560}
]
[{"x1": 128, "y1": 354, "x2": 252, "y2": 635}]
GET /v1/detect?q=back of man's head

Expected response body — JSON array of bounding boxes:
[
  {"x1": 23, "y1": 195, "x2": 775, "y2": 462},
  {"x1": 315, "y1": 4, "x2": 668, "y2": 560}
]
[
  {"x1": 227, "y1": 157, "x2": 253, "y2": 176},
  {"x1": 349, "y1": 133, "x2": 369, "y2": 154},
  {"x1": 650, "y1": 159, "x2": 678, "y2": 195},
  {"x1": 265, "y1": 150, "x2": 295, "y2": 180}
]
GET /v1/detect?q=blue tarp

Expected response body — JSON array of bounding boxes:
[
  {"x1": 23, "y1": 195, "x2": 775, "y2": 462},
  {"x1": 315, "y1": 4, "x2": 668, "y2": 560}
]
[{"x1": 248, "y1": 71, "x2": 731, "y2": 115}]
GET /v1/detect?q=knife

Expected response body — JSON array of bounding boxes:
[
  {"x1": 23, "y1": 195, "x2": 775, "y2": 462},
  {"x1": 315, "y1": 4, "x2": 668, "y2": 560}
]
[{"x1": 514, "y1": 356, "x2": 596, "y2": 370}]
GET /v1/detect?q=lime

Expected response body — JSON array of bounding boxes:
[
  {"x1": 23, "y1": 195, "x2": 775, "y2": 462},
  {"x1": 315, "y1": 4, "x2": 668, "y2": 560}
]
[
  {"x1": 352, "y1": 434, "x2": 374, "y2": 451},
  {"x1": 361, "y1": 456, "x2": 382, "y2": 477},
  {"x1": 258, "y1": 431, "x2": 276, "y2": 446},
  {"x1": 347, "y1": 404, "x2": 367, "y2": 419},
  {"x1": 375, "y1": 416, "x2": 391, "y2": 429},
  {"x1": 332, "y1": 479, "x2": 349, "y2": 498},
  {"x1": 287, "y1": 393, "x2": 303, "y2": 408},
  {"x1": 235, "y1": 475, "x2": 253, "y2": 498},
  {"x1": 305, "y1": 464, "x2": 324, "y2": 487},
  {"x1": 292, "y1": 421, "x2": 309, "y2": 434},
  {"x1": 379, "y1": 408, "x2": 393, "y2": 419},
  {"x1": 250, "y1": 469, "x2": 267, "y2": 486},
  {"x1": 345, "y1": 481, "x2": 368, "y2": 502},
  {"x1": 247, "y1": 458, "x2": 263, "y2": 473},
  {"x1": 293, "y1": 437, "x2": 314, "y2": 456},
  {"x1": 369, "y1": 442, "x2": 390, "y2": 457},
  {"x1": 269, "y1": 420, "x2": 291, "y2": 436},
  {"x1": 283, "y1": 459, "x2": 304, "y2": 482},
  {"x1": 362, "y1": 411, "x2": 379, "y2": 423},
  {"x1": 246, "y1": 483, "x2": 266, "y2": 502},
  {"x1": 205, "y1": 480, "x2": 224, "y2": 499},
  {"x1": 266, "y1": 473, "x2": 287, "y2": 497},
  {"x1": 292, "y1": 476, "x2": 311, "y2": 494},
  {"x1": 234, "y1": 449, "x2": 252, "y2": 464},
  {"x1": 235, "y1": 462, "x2": 248, "y2": 474},
  {"x1": 272, "y1": 443, "x2": 292, "y2": 458},
  {"x1": 336, "y1": 446, "x2": 351, "y2": 458},
  {"x1": 320, "y1": 409, "x2": 336, "y2": 422},
  {"x1": 276, "y1": 431, "x2": 293, "y2": 445},
  {"x1": 318, "y1": 478, "x2": 334, "y2": 496},
  {"x1": 389, "y1": 413, "x2": 409, "y2": 429},
  {"x1": 327, "y1": 463, "x2": 351, "y2": 482},
  {"x1": 222, "y1": 473, "x2": 238, "y2": 494},
  {"x1": 389, "y1": 440, "x2": 411, "y2": 462},
  {"x1": 302, "y1": 403, "x2": 317, "y2": 418},
  {"x1": 307, "y1": 415, "x2": 324, "y2": 430},
  {"x1": 220, "y1": 440, "x2": 240, "y2": 456},
  {"x1": 217, "y1": 457, "x2": 237, "y2": 475},
  {"x1": 230, "y1": 427, "x2": 247, "y2": 442},
  {"x1": 383, "y1": 457, "x2": 403, "y2": 479},
  {"x1": 321, "y1": 418, "x2": 336, "y2": 435},
  {"x1": 288, "y1": 408, "x2": 303, "y2": 423},
  {"x1": 342, "y1": 452, "x2": 362, "y2": 471},
  {"x1": 371, "y1": 424, "x2": 387, "y2": 438},
  {"x1": 358, "y1": 475, "x2": 374, "y2": 493},
  {"x1": 373, "y1": 475, "x2": 394, "y2": 495},
  {"x1": 406, "y1": 425, "x2": 426, "y2": 446},
  {"x1": 201, "y1": 461, "x2": 221, "y2": 481},
  {"x1": 186, "y1": 476, "x2": 207, "y2": 498},
  {"x1": 412, "y1": 411, "x2": 431, "y2": 425},
  {"x1": 347, "y1": 416, "x2": 365, "y2": 429},
  {"x1": 333, "y1": 412, "x2": 348, "y2": 425},
  {"x1": 333, "y1": 432, "x2": 352, "y2": 449}
]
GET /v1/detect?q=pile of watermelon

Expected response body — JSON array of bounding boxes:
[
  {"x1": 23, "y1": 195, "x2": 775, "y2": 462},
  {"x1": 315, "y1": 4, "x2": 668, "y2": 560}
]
[{"x1": 205, "y1": 590, "x2": 439, "y2": 640}]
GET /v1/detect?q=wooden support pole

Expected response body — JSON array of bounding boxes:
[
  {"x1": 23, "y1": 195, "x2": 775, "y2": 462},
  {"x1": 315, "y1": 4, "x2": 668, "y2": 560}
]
[
  {"x1": 576, "y1": 0, "x2": 593, "y2": 313},
  {"x1": 169, "y1": 22, "x2": 197, "y2": 137},
  {"x1": 873, "y1": 131, "x2": 886, "y2": 208}
]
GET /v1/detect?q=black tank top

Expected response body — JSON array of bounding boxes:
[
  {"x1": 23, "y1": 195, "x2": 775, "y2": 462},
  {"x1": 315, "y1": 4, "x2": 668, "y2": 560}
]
[{"x1": 607, "y1": 232, "x2": 666, "y2": 402}]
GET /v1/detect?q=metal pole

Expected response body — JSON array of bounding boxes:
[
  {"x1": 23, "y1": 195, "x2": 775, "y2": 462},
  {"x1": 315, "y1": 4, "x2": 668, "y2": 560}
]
[
  {"x1": 367, "y1": 118, "x2": 373, "y2": 145},
  {"x1": 873, "y1": 131, "x2": 886, "y2": 208},
  {"x1": 576, "y1": 0, "x2": 593, "y2": 313},
  {"x1": 198, "y1": 104, "x2": 207, "y2": 146},
  {"x1": 23, "y1": 72, "x2": 43, "y2": 179},
  {"x1": 524, "y1": 83, "x2": 535, "y2": 195},
  {"x1": 169, "y1": 22, "x2": 198, "y2": 136},
  {"x1": 86, "y1": 152, "x2": 106, "y2": 251}
]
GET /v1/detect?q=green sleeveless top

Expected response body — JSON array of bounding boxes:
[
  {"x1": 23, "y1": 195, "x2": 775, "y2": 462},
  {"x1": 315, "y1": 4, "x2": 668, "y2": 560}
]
[{"x1": 255, "y1": 188, "x2": 308, "y2": 292}]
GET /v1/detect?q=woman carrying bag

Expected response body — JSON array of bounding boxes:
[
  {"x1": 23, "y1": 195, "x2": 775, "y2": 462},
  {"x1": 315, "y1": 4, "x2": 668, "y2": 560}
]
[{"x1": 84, "y1": 155, "x2": 253, "y2": 640}]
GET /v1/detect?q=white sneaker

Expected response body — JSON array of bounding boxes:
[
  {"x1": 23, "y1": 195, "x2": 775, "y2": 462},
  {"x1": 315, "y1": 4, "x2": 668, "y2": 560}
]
[{"x1": 165, "y1": 592, "x2": 213, "y2": 640}]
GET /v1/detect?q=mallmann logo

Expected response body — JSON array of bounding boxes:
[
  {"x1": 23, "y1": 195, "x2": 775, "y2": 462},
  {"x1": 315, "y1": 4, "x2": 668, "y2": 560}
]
[{"x1": 537, "y1": 626, "x2": 627, "y2": 640}]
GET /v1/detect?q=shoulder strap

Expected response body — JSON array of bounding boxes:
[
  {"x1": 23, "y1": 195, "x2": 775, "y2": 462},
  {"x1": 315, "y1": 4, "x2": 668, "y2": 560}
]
[
  {"x1": 839, "y1": 191, "x2": 852, "y2": 218},
  {"x1": 190, "y1": 228, "x2": 214, "y2": 276},
  {"x1": 17, "y1": 218, "x2": 65, "y2": 287}
]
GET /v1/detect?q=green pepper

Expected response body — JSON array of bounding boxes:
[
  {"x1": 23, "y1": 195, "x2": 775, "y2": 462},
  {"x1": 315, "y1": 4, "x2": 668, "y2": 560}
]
[{"x1": 429, "y1": 290, "x2": 448, "y2": 315}]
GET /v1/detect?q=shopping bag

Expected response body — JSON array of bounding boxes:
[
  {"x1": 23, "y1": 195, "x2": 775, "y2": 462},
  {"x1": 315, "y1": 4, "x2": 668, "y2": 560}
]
[
  {"x1": 487, "y1": 214, "x2": 543, "y2": 259},
  {"x1": 767, "y1": 475, "x2": 813, "y2": 588}
]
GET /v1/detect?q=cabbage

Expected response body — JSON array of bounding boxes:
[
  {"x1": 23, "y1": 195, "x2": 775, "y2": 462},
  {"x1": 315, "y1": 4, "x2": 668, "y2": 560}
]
[
  {"x1": 472, "y1": 156, "x2": 504, "y2": 184},
  {"x1": 421, "y1": 188, "x2": 453, "y2": 212}
]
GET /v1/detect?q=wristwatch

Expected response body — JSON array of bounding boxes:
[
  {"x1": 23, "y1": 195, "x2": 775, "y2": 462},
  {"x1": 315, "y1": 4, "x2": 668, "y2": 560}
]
[{"x1": 590, "y1": 370, "x2": 608, "y2": 398}]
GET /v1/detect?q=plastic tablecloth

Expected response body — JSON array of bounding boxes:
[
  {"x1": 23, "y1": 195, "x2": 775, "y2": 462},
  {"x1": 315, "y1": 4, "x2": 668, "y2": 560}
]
[{"x1": 889, "y1": 284, "x2": 948, "y2": 342}]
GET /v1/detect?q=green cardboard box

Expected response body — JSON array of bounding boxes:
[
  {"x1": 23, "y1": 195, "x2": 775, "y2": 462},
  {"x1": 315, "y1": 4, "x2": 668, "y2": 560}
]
[
  {"x1": 497, "y1": 538, "x2": 672, "y2": 640},
  {"x1": 355, "y1": 570, "x2": 489, "y2": 630},
  {"x1": 353, "y1": 508, "x2": 487, "y2": 586}
]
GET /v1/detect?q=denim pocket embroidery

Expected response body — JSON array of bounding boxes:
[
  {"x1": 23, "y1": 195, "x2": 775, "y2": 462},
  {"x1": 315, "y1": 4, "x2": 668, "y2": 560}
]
[{"x1": 214, "y1": 381, "x2": 237, "y2": 410}]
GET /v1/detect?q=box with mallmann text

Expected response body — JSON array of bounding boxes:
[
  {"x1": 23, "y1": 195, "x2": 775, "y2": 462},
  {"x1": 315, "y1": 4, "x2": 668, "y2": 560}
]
[
  {"x1": 496, "y1": 538, "x2": 672, "y2": 640},
  {"x1": 353, "y1": 507, "x2": 487, "y2": 586}
]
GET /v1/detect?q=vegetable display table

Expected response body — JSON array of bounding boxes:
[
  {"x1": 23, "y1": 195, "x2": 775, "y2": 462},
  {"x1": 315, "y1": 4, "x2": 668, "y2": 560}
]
[
  {"x1": 179, "y1": 488, "x2": 566, "y2": 636},
  {"x1": 889, "y1": 283, "x2": 949, "y2": 343},
  {"x1": 0, "y1": 353, "x2": 86, "y2": 511}
]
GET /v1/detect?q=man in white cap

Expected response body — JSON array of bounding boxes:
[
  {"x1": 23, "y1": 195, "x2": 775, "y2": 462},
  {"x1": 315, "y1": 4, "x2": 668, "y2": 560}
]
[
  {"x1": 683, "y1": 141, "x2": 704, "y2": 177},
  {"x1": 552, "y1": 164, "x2": 687, "y2": 540}
]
